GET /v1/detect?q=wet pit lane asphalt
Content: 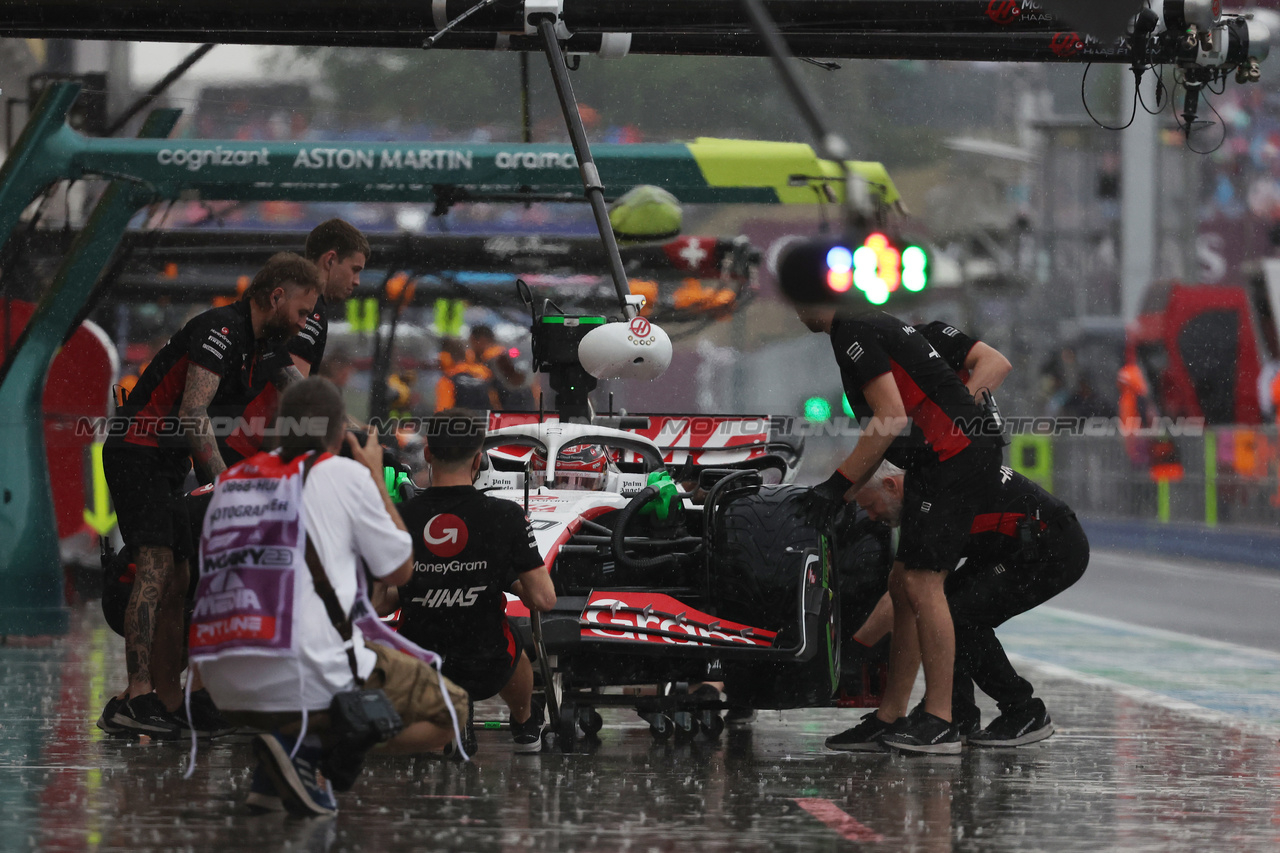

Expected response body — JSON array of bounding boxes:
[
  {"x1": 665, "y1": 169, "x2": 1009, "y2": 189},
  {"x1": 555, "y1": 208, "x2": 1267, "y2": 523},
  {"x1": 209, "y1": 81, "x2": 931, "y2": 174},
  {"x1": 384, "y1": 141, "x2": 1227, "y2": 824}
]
[{"x1": 3, "y1": 572, "x2": 1279, "y2": 852}]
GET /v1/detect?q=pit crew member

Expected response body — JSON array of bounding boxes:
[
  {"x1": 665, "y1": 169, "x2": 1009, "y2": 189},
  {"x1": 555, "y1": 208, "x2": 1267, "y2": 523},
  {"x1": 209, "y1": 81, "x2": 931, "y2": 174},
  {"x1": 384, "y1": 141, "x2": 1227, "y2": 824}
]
[
  {"x1": 798, "y1": 305, "x2": 1002, "y2": 754},
  {"x1": 469, "y1": 324, "x2": 535, "y2": 410},
  {"x1": 385, "y1": 409, "x2": 556, "y2": 753},
  {"x1": 219, "y1": 219, "x2": 368, "y2": 465},
  {"x1": 829, "y1": 460, "x2": 1088, "y2": 748},
  {"x1": 913, "y1": 321, "x2": 1012, "y2": 400},
  {"x1": 98, "y1": 253, "x2": 319, "y2": 739},
  {"x1": 288, "y1": 218, "x2": 368, "y2": 378},
  {"x1": 435, "y1": 338, "x2": 499, "y2": 411}
]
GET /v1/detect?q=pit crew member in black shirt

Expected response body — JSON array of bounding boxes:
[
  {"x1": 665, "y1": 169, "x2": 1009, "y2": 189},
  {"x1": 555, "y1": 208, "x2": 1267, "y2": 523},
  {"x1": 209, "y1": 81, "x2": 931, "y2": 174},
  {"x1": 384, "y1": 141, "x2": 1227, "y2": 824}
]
[
  {"x1": 832, "y1": 460, "x2": 1088, "y2": 748},
  {"x1": 217, "y1": 221, "x2": 368, "y2": 463},
  {"x1": 798, "y1": 305, "x2": 1003, "y2": 754},
  {"x1": 383, "y1": 409, "x2": 556, "y2": 753},
  {"x1": 288, "y1": 218, "x2": 368, "y2": 378},
  {"x1": 914, "y1": 321, "x2": 1012, "y2": 400},
  {"x1": 98, "y1": 253, "x2": 319, "y2": 738}
]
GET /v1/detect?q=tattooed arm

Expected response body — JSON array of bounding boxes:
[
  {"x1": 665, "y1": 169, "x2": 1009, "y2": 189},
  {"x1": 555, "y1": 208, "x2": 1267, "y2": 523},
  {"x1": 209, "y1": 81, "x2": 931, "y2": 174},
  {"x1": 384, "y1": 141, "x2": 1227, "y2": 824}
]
[
  {"x1": 274, "y1": 363, "x2": 306, "y2": 390},
  {"x1": 179, "y1": 363, "x2": 228, "y2": 484}
]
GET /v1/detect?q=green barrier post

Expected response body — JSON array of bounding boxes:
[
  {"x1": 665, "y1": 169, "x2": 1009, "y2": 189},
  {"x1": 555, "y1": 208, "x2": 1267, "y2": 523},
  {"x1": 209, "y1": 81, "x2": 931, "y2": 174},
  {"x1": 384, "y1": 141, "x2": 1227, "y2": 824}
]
[
  {"x1": 1009, "y1": 434, "x2": 1053, "y2": 493},
  {"x1": 1204, "y1": 431, "x2": 1217, "y2": 527}
]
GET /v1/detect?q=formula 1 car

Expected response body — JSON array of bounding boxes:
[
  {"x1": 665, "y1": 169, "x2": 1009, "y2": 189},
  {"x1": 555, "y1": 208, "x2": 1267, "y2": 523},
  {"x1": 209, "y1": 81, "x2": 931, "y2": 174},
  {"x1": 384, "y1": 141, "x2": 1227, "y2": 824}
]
[{"x1": 436, "y1": 295, "x2": 893, "y2": 746}]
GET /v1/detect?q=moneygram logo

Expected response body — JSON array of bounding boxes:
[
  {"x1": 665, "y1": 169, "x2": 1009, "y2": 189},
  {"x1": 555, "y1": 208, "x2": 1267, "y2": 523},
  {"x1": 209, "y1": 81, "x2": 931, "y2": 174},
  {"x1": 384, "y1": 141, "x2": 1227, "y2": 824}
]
[
  {"x1": 423, "y1": 513, "x2": 468, "y2": 558},
  {"x1": 986, "y1": 0, "x2": 1021, "y2": 25}
]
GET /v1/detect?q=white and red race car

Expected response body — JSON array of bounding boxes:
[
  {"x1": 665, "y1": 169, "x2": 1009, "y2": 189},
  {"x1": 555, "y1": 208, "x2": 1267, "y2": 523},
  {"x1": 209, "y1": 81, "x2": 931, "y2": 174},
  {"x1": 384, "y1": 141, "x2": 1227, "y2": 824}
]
[{"x1": 460, "y1": 413, "x2": 890, "y2": 745}]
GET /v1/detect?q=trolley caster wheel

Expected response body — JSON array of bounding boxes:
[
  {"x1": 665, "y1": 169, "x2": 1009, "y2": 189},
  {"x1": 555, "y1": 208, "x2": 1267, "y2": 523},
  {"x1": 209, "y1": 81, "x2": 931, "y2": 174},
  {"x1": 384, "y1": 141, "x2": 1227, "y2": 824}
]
[
  {"x1": 579, "y1": 708, "x2": 603, "y2": 735},
  {"x1": 673, "y1": 711, "x2": 696, "y2": 740},
  {"x1": 558, "y1": 704, "x2": 579, "y2": 744},
  {"x1": 648, "y1": 714, "x2": 674, "y2": 741},
  {"x1": 699, "y1": 711, "x2": 725, "y2": 740}
]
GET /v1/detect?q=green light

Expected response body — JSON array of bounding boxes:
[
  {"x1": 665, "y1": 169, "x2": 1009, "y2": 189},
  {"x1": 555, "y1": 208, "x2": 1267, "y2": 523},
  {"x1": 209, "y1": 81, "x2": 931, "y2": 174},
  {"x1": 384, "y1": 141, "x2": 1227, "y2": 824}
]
[
  {"x1": 842, "y1": 393, "x2": 854, "y2": 417},
  {"x1": 902, "y1": 245, "x2": 928, "y2": 292},
  {"x1": 804, "y1": 396, "x2": 832, "y2": 422}
]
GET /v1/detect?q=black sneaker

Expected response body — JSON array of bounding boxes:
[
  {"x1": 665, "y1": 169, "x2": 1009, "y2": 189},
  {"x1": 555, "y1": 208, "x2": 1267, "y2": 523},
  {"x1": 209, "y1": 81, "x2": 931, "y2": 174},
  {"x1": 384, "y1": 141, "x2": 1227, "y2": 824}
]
[
  {"x1": 175, "y1": 689, "x2": 237, "y2": 739},
  {"x1": 968, "y1": 699, "x2": 1054, "y2": 748},
  {"x1": 825, "y1": 711, "x2": 902, "y2": 752},
  {"x1": 725, "y1": 707, "x2": 757, "y2": 729},
  {"x1": 511, "y1": 714, "x2": 544, "y2": 753},
  {"x1": 880, "y1": 711, "x2": 961, "y2": 755},
  {"x1": 97, "y1": 695, "x2": 127, "y2": 736},
  {"x1": 903, "y1": 701, "x2": 979, "y2": 741},
  {"x1": 111, "y1": 693, "x2": 182, "y2": 740},
  {"x1": 921, "y1": 704, "x2": 980, "y2": 742}
]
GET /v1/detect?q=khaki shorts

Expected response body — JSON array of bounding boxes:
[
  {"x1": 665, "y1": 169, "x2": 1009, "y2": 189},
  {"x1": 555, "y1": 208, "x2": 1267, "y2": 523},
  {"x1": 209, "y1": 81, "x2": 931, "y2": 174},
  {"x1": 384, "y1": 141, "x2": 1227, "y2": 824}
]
[
  {"x1": 364, "y1": 642, "x2": 470, "y2": 729},
  {"x1": 220, "y1": 642, "x2": 469, "y2": 735}
]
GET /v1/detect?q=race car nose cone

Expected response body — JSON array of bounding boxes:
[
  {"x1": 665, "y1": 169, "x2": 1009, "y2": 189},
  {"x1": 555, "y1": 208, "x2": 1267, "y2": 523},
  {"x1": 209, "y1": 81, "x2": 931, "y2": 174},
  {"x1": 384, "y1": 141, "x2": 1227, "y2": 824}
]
[{"x1": 579, "y1": 318, "x2": 672, "y2": 381}]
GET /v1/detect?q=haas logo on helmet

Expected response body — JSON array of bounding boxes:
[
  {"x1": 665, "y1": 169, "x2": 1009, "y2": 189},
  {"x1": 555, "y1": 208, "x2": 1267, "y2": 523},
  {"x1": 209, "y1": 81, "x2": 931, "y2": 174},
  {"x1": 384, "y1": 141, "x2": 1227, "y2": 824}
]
[{"x1": 423, "y1": 513, "x2": 469, "y2": 558}]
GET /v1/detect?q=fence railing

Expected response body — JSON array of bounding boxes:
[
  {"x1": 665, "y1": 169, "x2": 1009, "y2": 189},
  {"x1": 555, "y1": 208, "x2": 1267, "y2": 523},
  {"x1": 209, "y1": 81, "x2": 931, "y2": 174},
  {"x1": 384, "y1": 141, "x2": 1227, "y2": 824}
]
[{"x1": 1011, "y1": 426, "x2": 1280, "y2": 529}]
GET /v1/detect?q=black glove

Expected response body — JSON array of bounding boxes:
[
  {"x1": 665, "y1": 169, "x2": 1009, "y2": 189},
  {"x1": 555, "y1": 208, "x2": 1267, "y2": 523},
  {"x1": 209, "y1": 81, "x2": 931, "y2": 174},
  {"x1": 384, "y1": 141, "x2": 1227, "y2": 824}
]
[{"x1": 803, "y1": 470, "x2": 854, "y2": 530}]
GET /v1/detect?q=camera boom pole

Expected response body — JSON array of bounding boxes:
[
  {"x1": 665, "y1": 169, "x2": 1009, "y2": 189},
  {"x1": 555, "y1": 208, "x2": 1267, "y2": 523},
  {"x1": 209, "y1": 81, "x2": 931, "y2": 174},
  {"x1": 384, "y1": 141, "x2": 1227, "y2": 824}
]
[{"x1": 533, "y1": 14, "x2": 636, "y2": 318}]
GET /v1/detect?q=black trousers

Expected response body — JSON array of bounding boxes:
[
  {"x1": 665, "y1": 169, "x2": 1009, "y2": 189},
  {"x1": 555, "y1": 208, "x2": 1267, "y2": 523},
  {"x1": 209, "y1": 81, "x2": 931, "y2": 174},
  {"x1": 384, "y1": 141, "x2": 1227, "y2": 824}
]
[{"x1": 945, "y1": 515, "x2": 1090, "y2": 716}]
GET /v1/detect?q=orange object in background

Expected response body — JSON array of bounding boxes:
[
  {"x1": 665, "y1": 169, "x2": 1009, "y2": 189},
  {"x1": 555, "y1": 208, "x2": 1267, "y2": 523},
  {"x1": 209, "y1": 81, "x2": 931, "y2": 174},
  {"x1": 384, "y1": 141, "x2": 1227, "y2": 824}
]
[
  {"x1": 385, "y1": 272, "x2": 414, "y2": 303},
  {"x1": 1232, "y1": 429, "x2": 1268, "y2": 478},
  {"x1": 629, "y1": 280, "x2": 658, "y2": 316},
  {"x1": 1148, "y1": 436, "x2": 1185, "y2": 482},
  {"x1": 213, "y1": 274, "x2": 251, "y2": 308},
  {"x1": 672, "y1": 278, "x2": 736, "y2": 316}
]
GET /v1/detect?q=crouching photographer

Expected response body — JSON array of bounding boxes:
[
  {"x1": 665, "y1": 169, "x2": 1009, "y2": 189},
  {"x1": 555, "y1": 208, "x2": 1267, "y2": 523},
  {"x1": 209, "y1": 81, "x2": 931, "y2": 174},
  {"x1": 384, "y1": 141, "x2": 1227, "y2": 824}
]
[{"x1": 189, "y1": 378, "x2": 469, "y2": 817}]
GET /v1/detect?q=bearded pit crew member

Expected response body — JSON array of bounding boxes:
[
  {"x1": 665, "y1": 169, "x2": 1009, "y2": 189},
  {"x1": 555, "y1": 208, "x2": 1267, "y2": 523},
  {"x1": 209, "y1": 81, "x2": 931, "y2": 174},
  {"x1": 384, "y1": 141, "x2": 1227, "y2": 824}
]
[
  {"x1": 830, "y1": 460, "x2": 1088, "y2": 748},
  {"x1": 98, "y1": 253, "x2": 320, "y2": 739},
  {"x1": 379, "y1": 409, "x2": 556, "y2": 754},
  {"x1": 216, "y1": 219, "x2": 369, "y2": 465},
  {"x1": 798, "y1": 305, "x2": 1003, "y2": 755}
]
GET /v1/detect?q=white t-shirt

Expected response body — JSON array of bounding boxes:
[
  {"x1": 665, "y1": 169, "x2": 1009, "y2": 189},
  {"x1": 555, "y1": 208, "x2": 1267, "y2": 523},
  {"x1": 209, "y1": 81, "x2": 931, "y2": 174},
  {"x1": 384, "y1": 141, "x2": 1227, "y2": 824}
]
[{"x1": 199, "y1": 456, "x2": 412, "y2": 713}]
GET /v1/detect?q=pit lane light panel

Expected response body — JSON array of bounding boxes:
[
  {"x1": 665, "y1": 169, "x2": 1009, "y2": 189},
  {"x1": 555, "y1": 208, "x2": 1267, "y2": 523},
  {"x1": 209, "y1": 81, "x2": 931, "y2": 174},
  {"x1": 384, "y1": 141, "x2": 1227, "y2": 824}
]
[{"x1": 781, "y1": 234, "x2": 929, "y2": 306}]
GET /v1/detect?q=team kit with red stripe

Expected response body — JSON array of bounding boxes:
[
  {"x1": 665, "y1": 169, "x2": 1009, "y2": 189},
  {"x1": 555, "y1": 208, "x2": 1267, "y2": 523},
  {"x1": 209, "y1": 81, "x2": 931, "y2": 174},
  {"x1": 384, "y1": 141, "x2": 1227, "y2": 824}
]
[
  {"x1": 104, "y1": 301, "x2": 294, "y2": 552},
  {"x1": 830, "y1": 311, "x2": 1002, "y2": 570},
  {"x1": 945, "y1": 465, "x2": 1088, "y2": 720},
  {"x1": 396, "y1": 485, "x2": 545, "y2": 700},
  {"x1": 288, "y1": 295, "x2": 328, "y2": 375}
]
